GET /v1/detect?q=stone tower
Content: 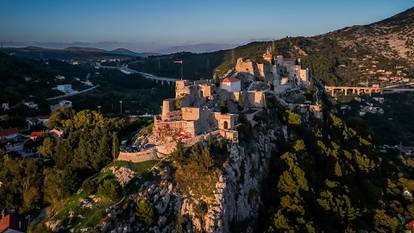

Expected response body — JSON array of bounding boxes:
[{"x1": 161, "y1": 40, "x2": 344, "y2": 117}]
[
  {"x1": 263, "y1": 47, "x2": 273, "y2": 64},
  {"x1": 161, "y1": 99, "x2": 174, "y2": 121}
]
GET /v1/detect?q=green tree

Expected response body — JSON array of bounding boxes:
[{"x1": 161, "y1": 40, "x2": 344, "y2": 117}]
[
  {"x1": 373, "y1": 209, "x2": 399, "y2": 233},
  {"x1": 43, "y1": 168, "x2": 77, "y2": 205},
  {"x1": 97, "y1": 179, "x2": 120, "y2": 200},
  {"x1": 112, "y1": 132, "x2": 120, "y2": 159},
  {"x1": 47, "y1": 108, "x2": 75, "y2": 129},
  {"x1": 286, "y1": 111, "x2": 301, "y2": 125},
  {"x1": 136, "y1": 196, "x2": 156, "y2": 225},
  {"x1": 37, "y1": 137, "x2": 55, "y2": 159}
]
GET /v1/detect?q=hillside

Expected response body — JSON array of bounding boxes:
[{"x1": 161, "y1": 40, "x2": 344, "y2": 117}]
[
  {"x1": 0, "y1": 52, "x2": 66, "y2": 104},
  {"x1": 0, "y1": 46, "x2": 135, "y2": 62},
  {"x1": 131, "y1": 6, "x2": 414, "y2": 85},
  {"x1": 331, "y1": 6, "x2": 414, "y2": 62},
  {"x1": 0, "y1": 52, "x2": 174, "y2": 120}
]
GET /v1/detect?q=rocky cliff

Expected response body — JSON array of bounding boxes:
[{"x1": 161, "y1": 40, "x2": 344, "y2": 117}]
[{"x1": 98, "y1": 110, "x2": 283, "y2": 233}]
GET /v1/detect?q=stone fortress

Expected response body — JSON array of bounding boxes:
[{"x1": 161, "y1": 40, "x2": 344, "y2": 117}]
[{"x1": 118, "y1": 48, "x2": 319, "y2": 162}]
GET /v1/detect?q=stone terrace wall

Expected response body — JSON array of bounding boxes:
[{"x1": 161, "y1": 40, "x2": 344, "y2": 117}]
[{"x1": 117, "y1": 148, "x2": 157, "y2": 163}]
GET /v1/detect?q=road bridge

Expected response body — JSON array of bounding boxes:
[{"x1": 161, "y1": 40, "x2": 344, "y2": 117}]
[
  {"x1": 324, "y1": 86, "x2": 381, "y2": 96},
  {"x1": 96, "y1": 63, "x2": 177, "y2": 85}
]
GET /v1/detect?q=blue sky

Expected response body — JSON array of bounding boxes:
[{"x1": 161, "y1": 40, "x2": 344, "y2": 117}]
[{"x1": 0, "y1": 0, "x2": 413, "y2": 51}]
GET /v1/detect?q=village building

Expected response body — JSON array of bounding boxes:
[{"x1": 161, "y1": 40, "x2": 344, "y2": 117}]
[
  {"x1": 55, "y1": 75, "x2": 66, "y2": 80},
  {"x1": 1, "y1": 103, "x2": 9, "y2": 111},
  {"x1": 4, "y1": 141, "x2": 25, "y2": 154},
  {"x1": 23, "y1": 101, "x2": 38, "y2": 110},
  {"x1": 26, "y1": 115, "x2": 49, "y2": 128},
  {"x1": 220, "y1": 76, "x2": 241, "y2": 92},
  {"x1": 0, "y1": 128, "x2": 18, "y2": 141},
  {"x1": 56, "y1": 84, "x2": 75, "y2": 94},
  {"x1": 50, "y1": 100, "x2": 73, "y2": 112},
  {"x1": 0, "y1": 213, "x2": 28, "y2": 233},
  {"x1": 50, "y1": 127, "x2": 65, "y2": 139},
  {"x1": 30, "y1": 131, "x2": 48, "y2": 140}
]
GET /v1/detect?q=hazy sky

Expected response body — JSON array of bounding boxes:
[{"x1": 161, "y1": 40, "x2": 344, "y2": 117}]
[{"x1": 1, "y1": 0, "x2": 413, "y2": 51}]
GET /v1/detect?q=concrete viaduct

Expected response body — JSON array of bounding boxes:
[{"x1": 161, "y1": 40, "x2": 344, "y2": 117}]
[
  {"x1": 96, "y1": 63, "x2": 177, "y2": 85},
  {"x1": 324, "y1": 86, "x2": 382, "y2": 96}
]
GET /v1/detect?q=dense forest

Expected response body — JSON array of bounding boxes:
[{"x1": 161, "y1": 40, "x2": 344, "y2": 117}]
[{"x1": 258, "y1": 110, "x2": 412, "y2": 232}]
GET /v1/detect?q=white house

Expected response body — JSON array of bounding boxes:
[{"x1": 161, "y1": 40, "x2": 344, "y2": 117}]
[
  {"x1": 26, "y1": 115, "x2": 49, "y2": 128},
  {"x1": 220, "y1": 76, "x2": 241, "y2": 92},
  {"x1": 55, "y1": 75, "x2": 66, "y2": 80},
  {"x1": 50, "y1": 100, "x2": 73, "y2": 112},
  {"x1": 1, "y1": 103, "x2": 10, "y2": 111},
  {"x1": 23, "y1": 101, "x2": 39, "y2": 110},
  {"x1": 56, "y1": 84, "x2": 73, "y2": 94}
]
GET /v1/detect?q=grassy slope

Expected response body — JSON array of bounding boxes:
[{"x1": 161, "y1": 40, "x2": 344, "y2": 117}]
[{"x1": 29, "y1": 160, "x2": 157, "y2": 233}]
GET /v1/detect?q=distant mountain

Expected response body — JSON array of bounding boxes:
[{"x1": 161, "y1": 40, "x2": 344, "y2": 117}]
[
  {"x1": 0, "y1": 46, "x2": 135, "y2": 62},
  {"x1": 155, "y1": 43, "x2": 237, "y2": 54},
  {"x1": 109, "y1": 48, "x2": 158, "y2": 57},
  {"x1": 64, "y1": 47, "x2": 106, "y2": 53}
]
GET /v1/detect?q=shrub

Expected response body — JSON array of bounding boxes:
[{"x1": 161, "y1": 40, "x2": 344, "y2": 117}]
[
  {"x1": 97, "y1": 179, "x2": 120, "y2": 200},
  {"x1": 82, "y1": 178, "x2": 98, "y2": 195},
  {"x1": 286, "y1": 111, "x2": 301, "y2": 125},
  {"x1": 194, "y1": 201, "x2": 208, "y2": 218},
  {"x1": 136, "y1": 197, "x2": 156, "y2": 225}
]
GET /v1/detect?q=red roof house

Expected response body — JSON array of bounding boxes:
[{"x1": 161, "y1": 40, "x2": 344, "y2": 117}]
[
  {"x1": 407, "y1": 220, "x2": 414, "y2": 230},
  {"x1": 221, "y1": 76, "x2": 241, "y2": 92},
  {"x1": 0, "y1": 128, "x2": 18, "y2": 140},
  {"x1": 0, "y1": 213, "x2": 28, "y2": 233},
  {"x1": 30, "y1": 131, "x2": 48, "y2": 140}
]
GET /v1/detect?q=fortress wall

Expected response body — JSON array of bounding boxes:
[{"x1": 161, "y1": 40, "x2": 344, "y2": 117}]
[
  {"x1": 154, "y1": 120, "x2": 196, "y2": 136},
  {"x1": 214, "y1": 113, "x2": 238, "y2": 130},
  {"x1": 299, "y1": 68, "x2": 309, "y2": 82},
  {"x1": 117, "y1": 149, "x2": 157, "y2": 163},
  {"x1": 257, "y1": 63, "x2": 265, "y2": 77},
  {"x1": 200, "y1": 84, "x2": 213, "y2": 98},
  {"x1": 182, "y1": 107, "x2": 200, "y2": 121},
  {"x1": 247, "y1": 91, "x2": 265, "y2": 108},
  {"x1": 219, "y1": 129, "x2": 239, "y2": 142},
  {"x1": 236, "y1": 59, "x2": 256, "y2": 77}
]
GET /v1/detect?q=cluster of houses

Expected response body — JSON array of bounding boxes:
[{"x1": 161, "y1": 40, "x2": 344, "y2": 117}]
[
  {"x1": 55, "y1": 84, "x2": 76, "y2": 95},
  {"x1": 347, "y1": 54, "x2": 412, "y2": 87},
  {"x1": 2, "y1": 99, "x2": 73, "y2": 113},
  {"x1": 0, "y1": 115, "x2": 65, "y2": 157},
  {"x1": 339, "y1": 96, "x2": 385, "y2": 116},
  {"x1": 378, "y1": 144, "x2": 414, "y2": 156},
  {"x1": 118, "y1": 49, "x2": 322, "y2": 163},
  {"x1": 354, "y1": 96, "x2": 385, "y2": 116}
]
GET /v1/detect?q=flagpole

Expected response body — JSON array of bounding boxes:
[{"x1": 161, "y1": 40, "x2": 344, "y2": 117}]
[
  {"x1": 174, "y1": 60, "x2": 184, "y2": 80},
  {"x1": 181, "y1": 62, "x2": 183, "y2": 80}
]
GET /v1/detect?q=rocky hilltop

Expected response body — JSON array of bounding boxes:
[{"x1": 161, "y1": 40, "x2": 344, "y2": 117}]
[
  {"x1": 325, "y1": 6, "x2": 414, "y2": 63},
  {"x1": 34, "y1": 50, "x2": 414, "y2": 232}
]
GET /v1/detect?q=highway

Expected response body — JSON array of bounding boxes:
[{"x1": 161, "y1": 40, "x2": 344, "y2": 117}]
[
  {"x1": 382, "y1": 88, "x2": 414, "y2": 94},
  {"x1": 47, "y1": 85, "x2": 100, "y2": 101},
  {"x1": 97, "y1": 63, "x2": 177, "y2": 83}
]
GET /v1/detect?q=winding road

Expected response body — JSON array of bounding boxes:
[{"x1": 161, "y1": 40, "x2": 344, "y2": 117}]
[{"x1": 46, "y1": 85, "x2": 100, "y2": 101}]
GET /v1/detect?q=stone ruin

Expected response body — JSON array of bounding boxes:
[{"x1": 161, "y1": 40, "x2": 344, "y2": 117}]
[{"x1": 118, "y1": 49, "x2": 314, "y2": 163}]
